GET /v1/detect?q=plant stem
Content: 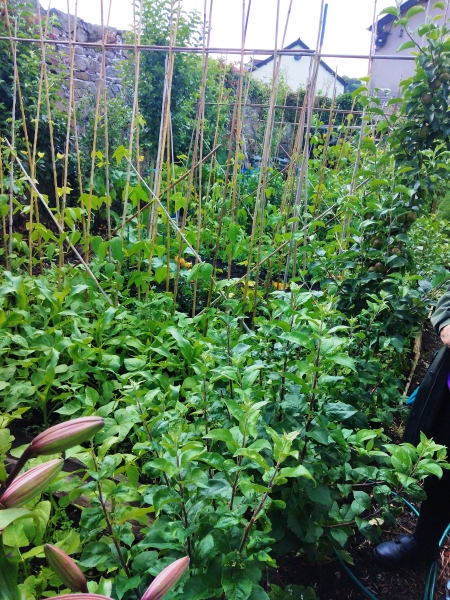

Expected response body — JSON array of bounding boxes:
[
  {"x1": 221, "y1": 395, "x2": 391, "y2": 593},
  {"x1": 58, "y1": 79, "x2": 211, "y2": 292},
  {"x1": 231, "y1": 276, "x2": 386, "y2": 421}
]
[
  {"x1": 0, "y1": 446, "x2": 33, "y2": 496},
  {"x1": 237, "y1": 462, "x2": 280, "y2": 555},
  {"x1": 91, "y1": 447, "x2": 137, "y2": 597}
]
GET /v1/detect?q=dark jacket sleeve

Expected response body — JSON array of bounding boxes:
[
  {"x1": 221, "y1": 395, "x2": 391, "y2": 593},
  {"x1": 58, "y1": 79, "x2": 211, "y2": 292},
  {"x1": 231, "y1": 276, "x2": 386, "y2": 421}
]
[{"x1": 431, "y1": 285, "x2": 450, "y2": 333}]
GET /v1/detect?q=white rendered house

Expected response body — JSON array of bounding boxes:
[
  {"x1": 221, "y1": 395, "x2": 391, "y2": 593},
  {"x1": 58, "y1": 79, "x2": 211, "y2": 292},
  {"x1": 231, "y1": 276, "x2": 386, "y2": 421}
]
[{"x1": 251, "y1": 38, "x2": 345, "y2": 98}]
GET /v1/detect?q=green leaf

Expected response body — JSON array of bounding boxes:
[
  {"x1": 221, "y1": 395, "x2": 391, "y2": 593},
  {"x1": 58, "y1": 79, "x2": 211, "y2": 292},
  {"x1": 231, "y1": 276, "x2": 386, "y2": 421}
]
[
  {"x1": 97, "y1": 579, "x2": 114, "y2": 597},
  {"x1": 222, "y1": 572, "x2": 253, "y2": 600},
  {"x1": 234, "y1": 448, "x2": 270, "y2": 471},
  {"x1": 278, "y1": 465, "x2": 314, "y2": 481},
  {"x1": 397, "y1": 40, "x2": 416, "y2": 52},
  {"x1": 110, "y1": 237, "x2": 125, "y2": 263},
  {"x1": 249, "y1": 585, "x2": 270, "y2": 600},
  {"x1": 225, "y1": 399, "x2": 245, "y2": 423},
  {"x1": 147, "y1": 458, "x2": 178, "y2": 478},
  {"x1": 352, "y1": 85, "x2": 367, "y2": 99},
  {"x1": 202, "y1": 478, "x2": 232, "y2": 498},
  {"x1": 115, "y1": 574, "x2": 141, "y2": 600},
  {"x1": 387, "y1": 97, "x2": 403, "y2": 106},
  {"x1": 0, "y1": 539, "x2": 19, "y2": 600},
  {"x1": 155, "y1": 266, "x2": 168, "y2": 284},
  {"x1": 280, "y1": 331, "x2": 311, "y2": 348},
  {"x1": 113, "y1": 145, "x2": 129, "y2": 164},
  {"x1": 376, "y1": 120, "x2": 389, "y2": 133},
  {"x1": 173, "y1": 192, "x2": 187, "y2": 212},
  {"x1": 200, "y1": 262, "x2": 213, "y2": 281},
  {"x1": 152, "y1": 487, "x2": 181, "y2": 515},
  {"x1": 328, "y1": 354, "x2": 356, "y2": 371},
  {"x1": 196, "y1": 452, "x2": 225, "y2": 470},
  {"x1": 242, "y1": 365, "x2": 264, "y2": 390},
  {"x1": 182, "y1": 573, "x2": 220, "y2": 599},
  {"x1": 126, "y1": 464, "x2": 140, "y2": 488},
  {"x1": 124, "y1": 357, "x2": 147, "y2": 371},
  {"x1": 268, "y1": 584, "x2": 318, "y2": 600},
  {"x1": 167, "y1": 326, "x2": 193, "y2": 362},
  {"x1": 325, "y1": 402, "x2": 358, "y2": 421},
  {"x1": 228, "y1": 223, "x2": 240, "y2": 243},
  {"x1": 361, "y1": 138, "x2": 377, "y2": 154},
  {"x1": 406, "y1": 5, "x2": 425, "y2": 18},
  {"x1": 196, "y1": 533, "x2": 215, "y2": 561},
  {"x1": 78, "y1": 542, "x2": 111, "y2": 568},
  {"x1": 366, "y1": 106, "x2": 385, "y2": 117},
  {"x1": 351, "y1": 490, "x2": 372, "y2": 515},
  {"x1": 418, "y1": 460, "x2": 443, "y2": 478},
  {"x1": 434, "y1": 2, "x2": 445, "y2": 9},
  {"x1": 211, "y1": 366, "x2": 240, "y2": 384},
  {"x1": 186, "y1": 262, "x2": 202, "y2": 283},
  {"x1": 205, "y1": 429, "x2": 239, "y2": 453},
  {"x1": 330, "y1": 528, "x2": 348, "y2": 548},
  {"x1": 0, "y1": 508, "x2": 33, "y2": 532},
  {"x1": 379, "y1": 6, "x2": 399, "y2": 16},
  {"x1": 389, "y1": 335, "x2": 404, "y2": 353}
]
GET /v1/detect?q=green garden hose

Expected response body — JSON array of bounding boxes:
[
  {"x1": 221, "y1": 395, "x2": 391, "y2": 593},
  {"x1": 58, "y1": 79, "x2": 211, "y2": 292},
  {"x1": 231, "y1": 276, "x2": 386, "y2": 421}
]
[
  {"x1": 333, "y1": 547, "x2": 378, "y2": 600},
  {"x1": 333, "y1": 495, "x2": 450, "y2": 600}
]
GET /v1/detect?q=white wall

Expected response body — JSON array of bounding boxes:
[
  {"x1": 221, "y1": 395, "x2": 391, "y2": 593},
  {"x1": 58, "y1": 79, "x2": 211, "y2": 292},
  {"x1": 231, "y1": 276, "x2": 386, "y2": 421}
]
[
  {"x1": 371, "y1": 1, "x2": 446, "y2": 98},
  {"x1": 252, "y1": 51, "x2": 344, "y2": 98}
]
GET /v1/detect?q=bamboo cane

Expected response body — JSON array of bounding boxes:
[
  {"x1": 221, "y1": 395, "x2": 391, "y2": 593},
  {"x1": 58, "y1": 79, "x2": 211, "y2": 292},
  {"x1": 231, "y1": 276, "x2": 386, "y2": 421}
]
[
  {"x1": 192, "y1": 0, "x2": 214, "y2": 317},
  {"x1": 0, "y1": 140, "x2": 7, "y2": 263},
  {"x1": 313, "y1": 71, "x2": 338, "y2": 217},
  {"x1": 173, "y1": 0, "x2": 213, "y2": 311},
  {"x1": 3, "y1": 4, "x2": 32, "y2": 164},
  {"x1": 60, "y1": 0, "x2": 78, "y2": 284},
  {"x1": 225, "y1": 0, "x2": 251, "y2": 283},
  {"x1": 5, "y1": 138, "x2": 113, "y2": 306},
  {"x1": 7, "y1": 16, "x2": 18, "y2": 266},
  {"x1": 27, "y1": 3, "x2": 52, "y2": 277},
  {"x1": 102, "y1": 0, "x2": 114, "y2": 254},
  {"x1": 283, "y1": 0, "x2": 325, "y2": 288},
  {"x1": 37, "y1": 1, "x2": 60, "y2": 218},
  {"x1": 145, "y1": 0, "x2": 181, "y2": 303}
]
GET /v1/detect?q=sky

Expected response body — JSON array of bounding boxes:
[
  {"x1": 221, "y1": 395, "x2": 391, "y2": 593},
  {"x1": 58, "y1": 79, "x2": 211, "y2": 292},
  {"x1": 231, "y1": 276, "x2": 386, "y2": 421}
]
[{"x1": 39, "y1": 0, "x2": 396, "y2": 78}]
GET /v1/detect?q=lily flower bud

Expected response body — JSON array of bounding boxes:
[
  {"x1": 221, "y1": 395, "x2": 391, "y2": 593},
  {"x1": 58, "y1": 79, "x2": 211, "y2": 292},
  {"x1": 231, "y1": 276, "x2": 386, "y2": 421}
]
[
  {"x1": 141, "y1": 556, "x2": 190, "y2": 600},
  {"x1": 51, "y1": 595, "x2": 111, "y2": 600},
  {"x1": 30, "y1": 417, "x2": 104, "y2": 455},
  {"x1": 0, "y1": 459, "x2": 63, "y2": 508},
  {"x1": 44, "y1": 544, "x2": 88, "y2": 593}
]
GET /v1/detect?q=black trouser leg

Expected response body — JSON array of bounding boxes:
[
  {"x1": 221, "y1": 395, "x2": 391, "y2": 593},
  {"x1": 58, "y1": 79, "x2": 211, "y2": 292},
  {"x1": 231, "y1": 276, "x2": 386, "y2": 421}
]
[
  {"x1": 414, "y1": 392, "x2": 450, "y2": 550},
  {"x1": 414, "y1": 466, "x2": 450, "y2": 550}
]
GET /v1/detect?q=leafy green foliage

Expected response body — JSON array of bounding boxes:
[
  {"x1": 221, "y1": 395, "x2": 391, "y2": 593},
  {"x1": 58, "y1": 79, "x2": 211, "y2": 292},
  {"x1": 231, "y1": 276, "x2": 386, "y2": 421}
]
[
  {"x1": 2, "y1": 1, "x2": 450, "y2": 598},
  {"x1": 0, "y1": 267, "x2": 446, "y2": 597}
]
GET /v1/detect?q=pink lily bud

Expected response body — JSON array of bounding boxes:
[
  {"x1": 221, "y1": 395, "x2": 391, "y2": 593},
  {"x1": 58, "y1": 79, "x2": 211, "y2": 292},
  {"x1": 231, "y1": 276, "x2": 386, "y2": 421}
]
[
  {"x1": 0, "y1": 459, "x2": 63, "y2": 508},
  {"x1": 44, "y1": 544, "x2": 88, "y2": 593},
  {"x1": 30, "y1": 417, "x2": 104, "y2": 455},
  {"x1": 51, "y1": 595, "x2": 111, "y2": 599},
  {"x1": 141, "y1": 556, "x2": 190, "y2": 600}
]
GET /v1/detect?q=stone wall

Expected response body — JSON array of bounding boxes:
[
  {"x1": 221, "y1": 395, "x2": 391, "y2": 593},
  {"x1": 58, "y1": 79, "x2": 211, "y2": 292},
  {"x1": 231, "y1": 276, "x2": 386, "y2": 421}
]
[{"x1": 35, "y1": 1, "x2": 126, "y2": 99}]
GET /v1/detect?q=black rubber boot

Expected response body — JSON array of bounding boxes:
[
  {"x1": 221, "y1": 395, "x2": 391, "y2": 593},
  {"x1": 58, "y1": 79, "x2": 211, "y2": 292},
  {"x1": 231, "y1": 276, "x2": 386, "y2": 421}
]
[{"x1": 374, "y1": 534, "x2": 438, "y2": 567}]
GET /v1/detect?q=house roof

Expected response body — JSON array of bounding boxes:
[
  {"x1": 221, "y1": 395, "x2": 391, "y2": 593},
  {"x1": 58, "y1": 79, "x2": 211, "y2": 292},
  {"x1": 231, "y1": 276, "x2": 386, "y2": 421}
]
[
  {"x1": 368, "y1": 0, "x2": 429, "y2": 32},
  {"x1": 251, "y1": 37, "x2": 346, "y2": 87}
]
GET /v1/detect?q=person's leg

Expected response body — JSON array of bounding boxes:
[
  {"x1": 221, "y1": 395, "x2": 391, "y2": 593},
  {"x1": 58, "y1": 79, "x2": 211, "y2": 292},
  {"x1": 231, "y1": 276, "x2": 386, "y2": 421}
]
[
  {"x1": 413, "y1": 465, "x2": 450, "y2": 551},
  {"x1": 413, "y1": 391, "x2": 450, "y2": 551}
]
